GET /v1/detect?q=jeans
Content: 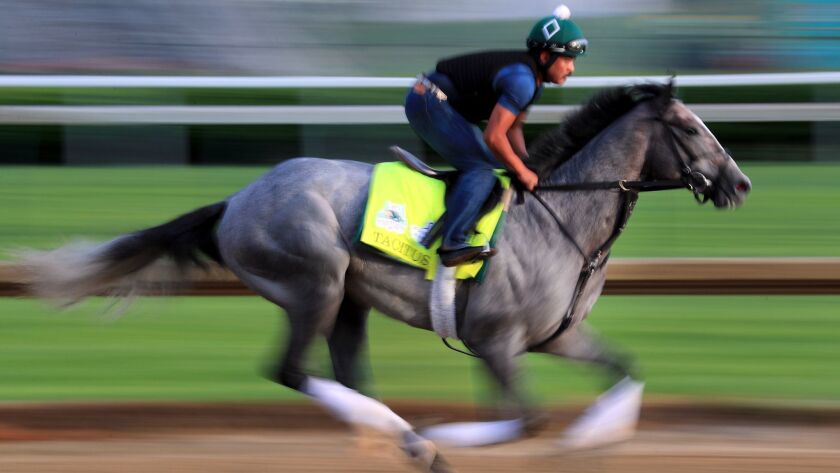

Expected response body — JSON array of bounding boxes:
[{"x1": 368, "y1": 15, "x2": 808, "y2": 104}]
[{"x1": 404, "y1": 78, "x2": 501, "y2": 250}]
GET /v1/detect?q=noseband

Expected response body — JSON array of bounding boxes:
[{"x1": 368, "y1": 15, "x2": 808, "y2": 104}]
[{"x1": 654, "y1": 114, "x2": 714, "y2": 204}]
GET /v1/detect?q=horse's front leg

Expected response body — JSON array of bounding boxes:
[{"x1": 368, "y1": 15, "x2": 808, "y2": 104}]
[
  {"x1": 537, "y1": 323, "x2": 645, "y2": 450},
  {"x1": 327, "y1": 296, "x2": 371, "y2": 392},
  {"x1": 420, "y1": 329, "x2": 546, "y2": 447},
  {"x1": 474, "y1": 332, "x2": 549, "y2": 434}
]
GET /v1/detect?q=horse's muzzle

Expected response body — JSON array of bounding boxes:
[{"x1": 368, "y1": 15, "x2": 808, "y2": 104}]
[{"x1": 712, "y1": 164, "x2": 751, "y2": 209}]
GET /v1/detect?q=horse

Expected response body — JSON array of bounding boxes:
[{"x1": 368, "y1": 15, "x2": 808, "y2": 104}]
[{"x1": 17, "y1": 82, "x2": 750, "y2": 472}]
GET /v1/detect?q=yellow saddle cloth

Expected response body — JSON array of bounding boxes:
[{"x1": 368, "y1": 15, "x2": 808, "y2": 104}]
[{"x1": 359, "y1": 161, "x2": 509, "y2": 281}]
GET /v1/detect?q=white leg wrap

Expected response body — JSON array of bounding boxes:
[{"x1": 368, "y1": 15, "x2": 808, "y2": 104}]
[
  {"x1": 303, "y1": 377, "x2": 412, "y2": 434},
  {"x1": 430, "y1": 262, "x2": 458, "y2": 339},
  {"x1": 559, "y1": 376, "x2": 645, "y2": 449},
  {"x1": 419, "y1": 419, "x2": 524, "y2": 447}
]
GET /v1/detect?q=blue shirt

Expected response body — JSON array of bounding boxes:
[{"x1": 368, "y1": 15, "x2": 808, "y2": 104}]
[{"x1": 493, "y1": 63, "x2": 543, "y2": 115}]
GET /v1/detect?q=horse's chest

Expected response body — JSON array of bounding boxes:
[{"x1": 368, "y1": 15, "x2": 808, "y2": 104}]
[{"x1": 574, "y1": 269, "x2": 608, "y2": 323}]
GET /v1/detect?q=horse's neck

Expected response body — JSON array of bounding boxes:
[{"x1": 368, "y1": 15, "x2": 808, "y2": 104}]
[
  {"x1": 534, "y1": 108, "x2": 653, "y2": 255},
  {"x1": 554, "y1": 108, "x2": 651, "y2": 184}
]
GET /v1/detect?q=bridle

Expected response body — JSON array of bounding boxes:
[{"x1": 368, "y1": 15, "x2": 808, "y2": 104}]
[
  {"x1": 534, "y1": 107, "x2": 715, "y2": 202},
  {"x1": 525, "y1": 100, "x2": 716, "y2": 351},
  {"x1": 654, "y1": 113, "x2": 715, "y2": 205},
  {"x1": 443, "y1": 98, "x2": 719, "y2": 358}
]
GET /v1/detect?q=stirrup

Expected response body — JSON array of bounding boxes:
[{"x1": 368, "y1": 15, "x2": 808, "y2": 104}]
[{"x1": 438, "y1": 245, "x2": 497, "y2": 267}]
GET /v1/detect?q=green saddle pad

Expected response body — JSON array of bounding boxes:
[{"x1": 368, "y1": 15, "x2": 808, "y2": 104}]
[{"x1": 359, "y1": 161, "x2": 509, "y2": 281}]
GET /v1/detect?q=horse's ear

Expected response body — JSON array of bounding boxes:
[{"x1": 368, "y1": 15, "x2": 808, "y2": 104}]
[
  {"x1": 666, "y1": 76, "x2": 676, "y2": 96},
  {"x1": 653, "y1": 77, "x2": 676, "y2": 113},
  {"x1": 666, "y1": 75, "x2": 678, "y2": 99}
]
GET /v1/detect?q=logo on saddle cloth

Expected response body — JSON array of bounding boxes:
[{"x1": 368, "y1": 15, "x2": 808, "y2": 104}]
[
  {"x1": 359, "y1": 161, "x2": 509, "y2": 281},
  {"x1": 374, "y1": 201, "x2": 408, "y2": 234}
]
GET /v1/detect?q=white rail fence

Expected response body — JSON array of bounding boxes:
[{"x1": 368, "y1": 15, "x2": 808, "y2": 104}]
[
  {"x1": 2, "y1": 103, "x2": 839, "y2": 125},
  {"x1": 3, "y1": 72, "x2": 840, "y2": 88},
  {"x1": 0, "y1": 73, "x2": 838, "y2": 124}
]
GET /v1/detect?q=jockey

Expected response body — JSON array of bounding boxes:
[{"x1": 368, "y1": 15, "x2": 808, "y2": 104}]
[{"x1": 404, "y1": 5, "x2": 587, "y2": 267}]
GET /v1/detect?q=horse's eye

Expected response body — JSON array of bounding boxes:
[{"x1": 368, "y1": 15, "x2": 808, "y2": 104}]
[{"x1": 684, "y1": 127, "x2": 698, "y2": 136}]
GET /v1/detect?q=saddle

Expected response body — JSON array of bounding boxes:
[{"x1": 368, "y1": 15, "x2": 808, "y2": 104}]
[{"x1": 389, "y1": 146, "x2": 507, "y2": 248}]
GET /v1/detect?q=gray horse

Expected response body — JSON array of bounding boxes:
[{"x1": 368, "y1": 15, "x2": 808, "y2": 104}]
[{"x1": 18, "y1": 83, "x2": 750, "y2": 471}]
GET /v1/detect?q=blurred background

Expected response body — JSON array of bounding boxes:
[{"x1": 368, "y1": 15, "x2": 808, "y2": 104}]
[
  {"x1": 0, "y1": 0, "x2": 838, "y2": 413},
  {"x1": 2, "y1": 0, "x2": 840, "y2": 165},
  {"x1": 2, "y1": 0, "x2": 840, "y2": 75}
]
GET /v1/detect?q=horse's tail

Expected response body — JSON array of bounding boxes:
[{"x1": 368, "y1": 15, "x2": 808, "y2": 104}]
[{"x1": 16, "y1": 201, "x2": 227, "y2": 308}]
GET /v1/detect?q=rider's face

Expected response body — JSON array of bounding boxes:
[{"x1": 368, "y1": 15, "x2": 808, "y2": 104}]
[{"x1": 541, "y1": 53, "x2": 575, "y2": 85}]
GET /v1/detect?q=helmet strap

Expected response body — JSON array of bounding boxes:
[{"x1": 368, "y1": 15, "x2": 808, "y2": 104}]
[
  {"x1": 543, "y1": 53, "x2": 561, "y2": 71},
  {"x1": 531, "y1": 49, "x2": 560, "y2": 80}
]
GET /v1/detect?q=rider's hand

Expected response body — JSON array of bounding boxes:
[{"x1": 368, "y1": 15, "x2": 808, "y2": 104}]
[{"x1": 517, "y1": 168, "x2": 539, "y2": 192}]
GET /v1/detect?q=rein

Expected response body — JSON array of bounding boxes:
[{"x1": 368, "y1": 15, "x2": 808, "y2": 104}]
[
  {"x1": 440, "y1": 102, "x2": 717, "y2": 357},
  {"x1": 526, "y1": 111, "x2": 714, "y2": 352}
]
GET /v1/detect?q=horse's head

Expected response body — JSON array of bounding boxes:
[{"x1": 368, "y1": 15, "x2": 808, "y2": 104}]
[{"x1": 645, "y1": 84, "x2": 751, "y2": 209}]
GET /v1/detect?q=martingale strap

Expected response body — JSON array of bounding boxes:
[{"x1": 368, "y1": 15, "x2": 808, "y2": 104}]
[
  {"x1": 446, "y1": 178, "x2": 672, "y2": 357},
  {"x1": 528, "y1": 189, "x2": 638, "y2": 352},
  {"x1": 520, "y1": 109, "x2": 710, "y2": 351},
  {"x1": 443, "y1": 105, "x2": 715, "y2": 356}
]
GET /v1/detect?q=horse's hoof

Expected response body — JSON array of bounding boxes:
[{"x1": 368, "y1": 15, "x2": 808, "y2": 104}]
[
  {"x1": 558, "y1": 376, "x2": 644, "y2": 450},
  {"x1": 402, "y1": 431, "x2": 440, "y2": 470},
  {"x1": 428, "y1": 452, "x2": 457, "y2": 473},
  {"x1": 401, "y1": 431, "x2": 458, "y2": 472},
  {"x1": 523, "y1": 410, "x2": 551, "y2": 437}
]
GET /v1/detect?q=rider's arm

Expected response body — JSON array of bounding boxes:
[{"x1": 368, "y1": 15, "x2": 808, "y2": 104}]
[
  {"x1": 485, "y1": 106, "x2": 538, "y2": 190},
  {"x1": 506, "y1": 112, "x2": 529, "y2": 160},
  {"x1": 488, "y1": 64, "x2": 540, "y2": 190}
]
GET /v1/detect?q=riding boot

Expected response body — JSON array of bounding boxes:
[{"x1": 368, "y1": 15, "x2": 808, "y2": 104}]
[{"x1": 439, "y1": 168, "x2": 498, "y2": 267}]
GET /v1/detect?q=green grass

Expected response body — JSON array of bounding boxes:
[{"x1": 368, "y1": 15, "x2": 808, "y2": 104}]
[
  {"x1": 0, "y1": 296, "x2": 838, "y2": 404},
  {"x1": 0, "y1": 164, "x2": 838, "y2": 404},
  {"x1": 1, "y1": 163, "x2": 838, "y2": 258},
  {"x1": 0, "y1": 166, "x2": 264, "y2": 255},
  {"x1": 615, "y1": 162, "x2": 840, "y2": 257}
]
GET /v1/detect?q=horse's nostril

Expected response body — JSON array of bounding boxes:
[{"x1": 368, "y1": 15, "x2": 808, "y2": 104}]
[{"x1": 736, "y1": 180, "x2": 751, "y2": 193}]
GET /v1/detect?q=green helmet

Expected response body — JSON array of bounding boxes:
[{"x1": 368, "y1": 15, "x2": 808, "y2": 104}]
[{"x1": 526, "y1": 9, "x2": 587, "y2": 57}]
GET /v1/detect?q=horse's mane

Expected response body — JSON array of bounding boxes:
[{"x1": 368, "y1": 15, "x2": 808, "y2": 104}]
[{"x1": 526, "y1": 82, "x2": 672, "y2": 176}]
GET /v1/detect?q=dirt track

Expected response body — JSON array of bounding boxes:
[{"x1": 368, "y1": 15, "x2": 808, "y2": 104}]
[{"x1": 1, "y1": 402, "x2": 838, "y2": 472}]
